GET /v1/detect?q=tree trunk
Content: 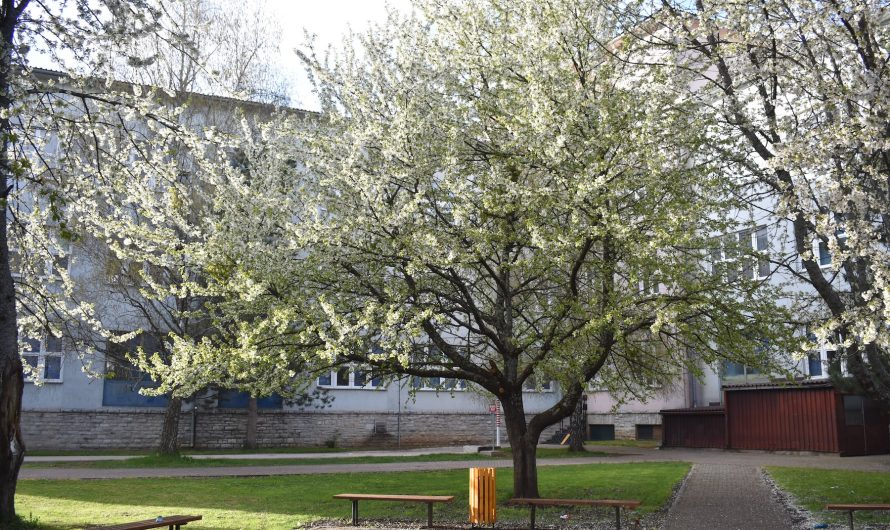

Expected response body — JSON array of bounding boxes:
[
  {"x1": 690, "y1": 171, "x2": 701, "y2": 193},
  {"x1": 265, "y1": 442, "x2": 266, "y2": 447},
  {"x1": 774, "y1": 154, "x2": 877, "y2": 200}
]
[
  {"x1": 157, "y1": 396, "x2": 182, "y2": 455},
  {"x1": 0, "y1": 350, "x2": 24, "y2": 522},
  {"x1": 0, "y1": 21, "x2": 25, "y2": 521},
  {"x1": 568, "y1": 400, "x2": 586, "y2": 452},
  {"x1": 245, "y1": 396, "x2": 258, "y2": 449},
  {"x1": 501, "y1": 394, "x2": 541, "y2": 498}
]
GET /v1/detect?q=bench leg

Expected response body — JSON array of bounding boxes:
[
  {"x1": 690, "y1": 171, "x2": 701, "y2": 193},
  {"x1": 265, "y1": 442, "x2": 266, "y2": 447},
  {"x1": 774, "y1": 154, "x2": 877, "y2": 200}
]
[
  {"x1": 848, "y1": 509, "x2": 854, "y2": 530},
  {"x1": 529, "y1": 504, "x2": 536, "y2": 530},
  {"x1": 427, "y1": 502, "x2": 433, "y2": 528},
  {"x1": 352, "y1": 500, "x2": 359, "y2": 526},
  {"x1": 614, "y1": 506, "x2": 621, "y2": 530}
]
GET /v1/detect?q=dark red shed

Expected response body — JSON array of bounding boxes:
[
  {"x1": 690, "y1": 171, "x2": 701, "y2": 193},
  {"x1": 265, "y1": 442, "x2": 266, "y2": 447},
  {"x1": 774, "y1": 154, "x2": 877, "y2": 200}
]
[
  {"x1": 661, "y1": 406, "x2": 725, "y2": 449},
  {"x1": 660, "y1": 381, "x2": 890, "y2": 456},
  {"x1": 724, "y1": 381, "x2": 890, "y2": 456}
]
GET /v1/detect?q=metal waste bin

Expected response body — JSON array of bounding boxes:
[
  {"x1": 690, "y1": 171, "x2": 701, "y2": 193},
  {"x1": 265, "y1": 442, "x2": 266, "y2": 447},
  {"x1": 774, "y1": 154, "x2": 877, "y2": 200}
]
[{"x1": 469, "y1": 467, "x2": 496, "y2": 525}]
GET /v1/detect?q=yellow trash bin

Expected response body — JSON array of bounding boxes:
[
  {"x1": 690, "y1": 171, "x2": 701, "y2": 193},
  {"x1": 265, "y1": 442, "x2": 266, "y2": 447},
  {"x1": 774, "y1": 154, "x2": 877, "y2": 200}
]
[{"x1": 469, "y1": 467, "x2": 496, "y2": 525}]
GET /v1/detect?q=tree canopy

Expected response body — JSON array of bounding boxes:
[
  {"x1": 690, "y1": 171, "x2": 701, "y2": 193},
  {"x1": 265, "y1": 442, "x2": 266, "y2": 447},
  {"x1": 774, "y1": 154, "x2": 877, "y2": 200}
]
[{"x1": 154, "y1": 0, "x2": 796, "y2": 497}]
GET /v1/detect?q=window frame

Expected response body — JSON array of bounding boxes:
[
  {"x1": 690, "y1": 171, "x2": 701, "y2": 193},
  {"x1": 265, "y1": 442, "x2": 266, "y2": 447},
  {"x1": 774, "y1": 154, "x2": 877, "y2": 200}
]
[
  {"x1": 317, "y1": 367, "x2": 382, "y2": 389},
  {"x1": 22, "y1": 335, "x2": 64, "y2": 383},
  {"x1": 803, "y1": 326, "x2": 839, "y2": 379},
  {"x1": 710, "y1": 225, "x2": 769, "y2": 280},
  {"x1": 410, "y1": 375, "x2": 468, "y2": 392}
]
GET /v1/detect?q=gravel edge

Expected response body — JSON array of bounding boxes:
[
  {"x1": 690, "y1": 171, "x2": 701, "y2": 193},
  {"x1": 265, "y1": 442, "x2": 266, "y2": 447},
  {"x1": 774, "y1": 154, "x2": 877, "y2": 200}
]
[{"x1": 760, "y1": 467, "x2": 815, "y2": 530}]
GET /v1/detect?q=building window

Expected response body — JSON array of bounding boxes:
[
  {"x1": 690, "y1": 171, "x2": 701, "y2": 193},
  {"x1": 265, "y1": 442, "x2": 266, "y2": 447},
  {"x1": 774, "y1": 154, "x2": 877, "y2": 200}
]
[
  {"x1": 818, "y1": 241, "x2": 832, "y2": 266},
  {"x1": 636, "y1": 424, "x2": 660, "y2": 440},
  {"x1": 410, "y1": 376, "x2": 467, "y2": 391},
  {"x1": 721, "y1": 360, "x2": 761, "y2": 380},
  {"x1": 803, "y1": 325, "x2": 838, "y2": 379},
  {"x1": 318, "y1": 367, "x2": 381, "y2": 389},
  {"x1": 217, "y1": 389, "x2": 283, "y2": 409},
  {"x1": 22, "y1": 335, "x2": 64, "y2": 383},
  {"x1": 588, "y1": 424, "x2": 615, "y2": 441},
  {"x1": 522, "y1": 377, "x2": 553, "y2": 392},
  {"x1": 807, "y1": 353, "x2": 823, "y2": 377},
  {"x1": 807, "y1": 229, "x2": 847, "y2": 269},
  {"x1": 843, "y1": 395, "x2": 864, "y2": 426},
  {"x1": 9, "y1": 237, "x2": 71, "y2": 279},
  {"x1": 639, "y1": 273, "x2": 659, "y2": 295},
  {"x1": 711, "y1": 226, "x2": 769, "y2": 280},
  {"x1": 101, "y1": 332, "x2": 169, "y2": 407}
]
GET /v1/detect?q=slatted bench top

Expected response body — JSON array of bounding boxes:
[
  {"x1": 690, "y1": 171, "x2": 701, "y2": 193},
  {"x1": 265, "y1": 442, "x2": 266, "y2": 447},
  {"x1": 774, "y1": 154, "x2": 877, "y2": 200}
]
[
  {"x1": 333, "y1": 494, "x2": 454, "y2": 502},
  {"x1": 508, "y1": 498, "x2": 641, "y2": 509},
  {"x1": 86, "y1": 514, "x2": 202, "y2": 530},
  {"x1": 334, "y1": 493, "x2": 455, "y2": 527},
  {"x1": 826, "y1": 504, "x2": 890, "y2": 510}
]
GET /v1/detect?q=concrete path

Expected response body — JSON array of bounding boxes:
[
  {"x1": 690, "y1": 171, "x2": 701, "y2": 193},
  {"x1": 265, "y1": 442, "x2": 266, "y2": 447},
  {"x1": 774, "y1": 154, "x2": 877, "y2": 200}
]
[
  {"x1": 663, "y1": 464, "x2": 793, "y2": 530},
  {"x1": 19, "y1": 445, "x2": 890, "y2": 480}
]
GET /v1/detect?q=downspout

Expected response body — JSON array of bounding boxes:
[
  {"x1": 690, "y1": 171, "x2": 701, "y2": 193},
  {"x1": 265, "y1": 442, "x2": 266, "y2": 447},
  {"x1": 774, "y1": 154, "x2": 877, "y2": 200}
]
[
  {"x1": 397, "y1": 376, "x2": 402, "y2": 449},
  {"x1": 191, "y1": 406, "x2": 197, "y2": 449}
]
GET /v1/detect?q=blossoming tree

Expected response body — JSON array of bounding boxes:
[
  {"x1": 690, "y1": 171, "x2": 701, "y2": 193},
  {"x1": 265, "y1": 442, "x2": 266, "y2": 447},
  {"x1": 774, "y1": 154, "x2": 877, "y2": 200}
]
[
  {"x1": 163, "y1": 0, "x2": 796, "y2": 497},
  {"x1": 651, "y1": 0, "x2": 890, "y2": 411}
]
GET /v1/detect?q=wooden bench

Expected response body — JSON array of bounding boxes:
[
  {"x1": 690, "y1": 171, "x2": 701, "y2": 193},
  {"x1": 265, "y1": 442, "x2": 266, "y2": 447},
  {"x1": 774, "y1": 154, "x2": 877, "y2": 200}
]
[
  {"x1": 826, "y1": 503, "x2": 890, "y2": 530},
  {"x1": 86, "y1": 514, "x2": 202, "y2": 530},
  {"x1": 507, "y1": 498, "x2": 641, "y2": 530},
  {"x1": 333, "y1": 493, "x2": 454, "y2": 527}
]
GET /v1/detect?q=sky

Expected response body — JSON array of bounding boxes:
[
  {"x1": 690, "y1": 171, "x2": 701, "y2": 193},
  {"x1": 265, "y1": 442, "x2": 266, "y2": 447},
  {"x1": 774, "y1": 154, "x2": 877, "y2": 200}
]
[
  {"x1": 27, "y1": 0, "x2": 414, "y2": 112},
  {"x1": 266, "y1": 0, "x2": 413, "y2": 109}
]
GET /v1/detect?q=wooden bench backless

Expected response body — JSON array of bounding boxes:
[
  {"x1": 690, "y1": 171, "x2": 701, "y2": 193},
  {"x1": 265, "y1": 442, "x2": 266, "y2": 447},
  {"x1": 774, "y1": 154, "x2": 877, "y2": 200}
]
[
  {"x1": 86, "y1": 514, "x2": 202, "y2": 530},
  {"x1": 333, "y1": 493, "x2": 455, "y2": 527},
  {"x1": 826, "y1": 503, "x2": 890, "y2": 530},
  {"x1": 507, "y1": 498, "x2": 641, "y2": 530}
]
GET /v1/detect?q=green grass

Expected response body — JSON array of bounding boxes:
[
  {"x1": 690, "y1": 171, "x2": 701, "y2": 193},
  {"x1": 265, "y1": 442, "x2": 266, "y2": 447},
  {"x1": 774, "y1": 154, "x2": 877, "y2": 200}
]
[
  {"x1": 585, "y1": 439, "x2": 660, "y2": 449},
  {"x1": 23, "y1": 447, "x2": 608, "y2": 470},
  {"x1": 17, "y1": 461, "x2": 690, "y2": 530},
  {"x1": 767, "y1": 466, "x2": 890, "y2": 526}
]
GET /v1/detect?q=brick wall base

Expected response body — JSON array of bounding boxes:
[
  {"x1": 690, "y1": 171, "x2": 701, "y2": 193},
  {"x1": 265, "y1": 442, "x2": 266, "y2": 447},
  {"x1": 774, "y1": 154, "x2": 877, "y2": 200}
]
[
  {"x1": 22, "y1": 409, "x2": 559, "y2": 450},
  {"x1": 587, "y1": 412, "x2": 662, "y2": 440}
]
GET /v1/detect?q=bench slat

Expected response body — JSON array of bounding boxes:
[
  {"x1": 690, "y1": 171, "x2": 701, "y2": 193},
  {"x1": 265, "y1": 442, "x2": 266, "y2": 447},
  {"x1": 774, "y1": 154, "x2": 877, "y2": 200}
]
[
  {"x1": 86, "y1": 514, "x2": 202, "y2": 530},
  {"x1": 826, "y1": 504, "x2": 890, "y2": 510},
  {"x1": 508, "y1": 498, "x2": 641, "y2": 509},
  {"x1": 333, "y1": 494, "x2": 454, "y2": 502}
]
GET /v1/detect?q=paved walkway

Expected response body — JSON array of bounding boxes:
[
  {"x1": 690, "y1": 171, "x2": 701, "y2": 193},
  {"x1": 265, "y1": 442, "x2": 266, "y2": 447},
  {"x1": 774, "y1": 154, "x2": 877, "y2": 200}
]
[
  {"x1": 663, "y1": 463, "x2": 793, "y2": 530},
  {"x1": 20, "y1": 445, "x2": 890, "y2": 480}
]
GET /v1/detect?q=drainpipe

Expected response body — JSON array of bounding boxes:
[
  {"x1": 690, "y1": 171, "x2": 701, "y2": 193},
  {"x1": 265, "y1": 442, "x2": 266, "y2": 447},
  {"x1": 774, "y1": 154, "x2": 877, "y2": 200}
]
[
  {"x1": 191, "y1": 407, "x2": 197, "y2": 449},
  {"x1": 397, "y1": 377, "x2": 402, "y2": 449}
]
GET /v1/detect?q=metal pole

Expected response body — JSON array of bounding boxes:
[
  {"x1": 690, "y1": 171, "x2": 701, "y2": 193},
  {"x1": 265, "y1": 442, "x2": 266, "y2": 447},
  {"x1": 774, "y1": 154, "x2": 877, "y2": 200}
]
[
  {"x1": 615, "y1": 506, "x2": 621, "y2": 530},
  {"x1": 352, "y1": 500, "x2": 359, "y2": 526},
  {"x1": 495, "y1": 401, "x2": 500, "y2": 447},
  {"x1": 397, "y1": 377, "x2": 402, "y2": 449},
  {"x1": 427, "y1": 502, "x2": 433, "y2": 527}
]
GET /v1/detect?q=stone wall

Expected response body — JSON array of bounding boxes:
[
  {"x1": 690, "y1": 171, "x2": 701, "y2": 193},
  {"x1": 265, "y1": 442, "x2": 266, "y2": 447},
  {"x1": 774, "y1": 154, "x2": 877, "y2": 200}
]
[
  {"x1": 587, "y1": 412, "x2": 662, "y2": 440},
  {"x1": 22, "y1": 409, "x2": 559, "y2": 450}
]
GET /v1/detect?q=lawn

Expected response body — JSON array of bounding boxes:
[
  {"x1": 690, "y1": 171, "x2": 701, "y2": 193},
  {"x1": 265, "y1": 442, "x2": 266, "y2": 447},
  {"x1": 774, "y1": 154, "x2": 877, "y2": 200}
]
[
  {"x1": 23, "y1": 447, "x2": 607, "y2": 470},
  {"x1": 767, "y1": 466, "x2": 890, "y2": 526},
  {"x1": 16, "y1": 461, "x2": 690, "y2": 530}
]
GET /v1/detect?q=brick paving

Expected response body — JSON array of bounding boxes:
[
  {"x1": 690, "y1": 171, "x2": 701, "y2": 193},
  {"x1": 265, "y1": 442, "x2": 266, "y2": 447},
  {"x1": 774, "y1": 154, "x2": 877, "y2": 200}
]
[{"x1": 663, "y1": 463, "x2": 793, "y2": 530}]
